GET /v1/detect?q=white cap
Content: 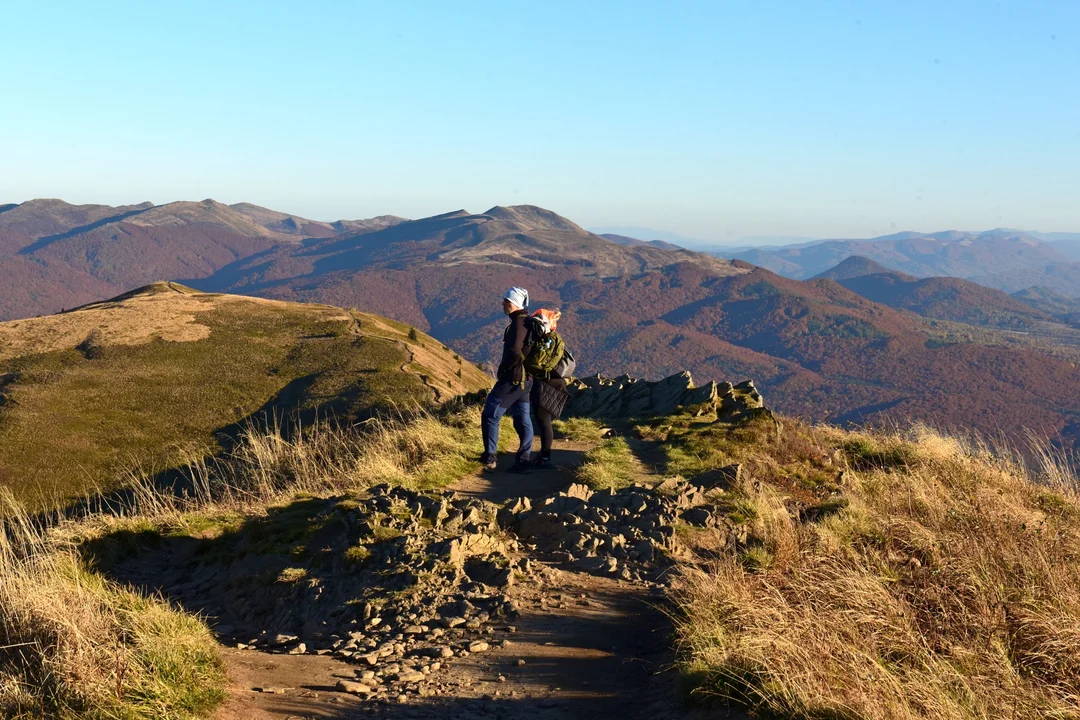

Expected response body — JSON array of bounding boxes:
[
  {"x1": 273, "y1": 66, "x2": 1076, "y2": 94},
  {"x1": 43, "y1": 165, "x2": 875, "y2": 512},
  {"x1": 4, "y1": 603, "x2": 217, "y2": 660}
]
[{"x1": 503, "y1": 287, "x2": 529, "y2": 309}]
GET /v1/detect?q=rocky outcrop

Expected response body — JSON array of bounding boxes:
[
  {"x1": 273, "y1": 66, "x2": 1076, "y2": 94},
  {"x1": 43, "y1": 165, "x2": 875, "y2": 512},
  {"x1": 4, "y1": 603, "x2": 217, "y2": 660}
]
[
  {"x1": 498, "y1": 479, "x2": 749, "y2": 583},
  {"x1": 565, "y1": 371, "x2": 766, "y2": 420}
]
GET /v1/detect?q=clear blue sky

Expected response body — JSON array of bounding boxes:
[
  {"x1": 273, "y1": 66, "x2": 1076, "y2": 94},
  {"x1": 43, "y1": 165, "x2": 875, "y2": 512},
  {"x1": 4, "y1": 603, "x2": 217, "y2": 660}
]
[{"x1": 2, "y1": 1, "x2": 1077, "y2": 241}]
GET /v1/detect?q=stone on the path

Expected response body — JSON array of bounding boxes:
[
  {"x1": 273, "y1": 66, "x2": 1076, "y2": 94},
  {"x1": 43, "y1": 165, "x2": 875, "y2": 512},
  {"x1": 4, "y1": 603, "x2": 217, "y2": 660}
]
[
  {"x1": 335, "y1": 680, "x2": 374, "y2": 695},
  {"x1": 445, "y1": 533, "x2": 505, "y2": 567},
  {"x1": 468, "y1": 640, "x2": 491, "y2": 653},
  {"x1": 565, "y1": 483, "x2": 594, "y2": 502}
]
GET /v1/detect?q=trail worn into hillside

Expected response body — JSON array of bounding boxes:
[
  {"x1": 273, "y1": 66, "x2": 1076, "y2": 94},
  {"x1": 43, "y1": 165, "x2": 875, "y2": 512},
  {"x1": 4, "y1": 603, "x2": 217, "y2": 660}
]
[
  {"x1": 93, "y1": 431, "x2": 730, "y2": 720},
  {"x1": 211, "y1": 436, "x2": 711, "y2": 720}
]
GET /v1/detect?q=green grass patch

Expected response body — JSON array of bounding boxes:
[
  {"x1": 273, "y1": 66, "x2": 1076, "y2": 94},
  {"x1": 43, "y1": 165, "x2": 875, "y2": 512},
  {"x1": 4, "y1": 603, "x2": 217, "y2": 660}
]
[
  {"x1": 576, "y1": 437, "x2": 642, "y2": 490},
  {"x1": 841, "y1": 437, "x2": 914, "y2": 471},
  {"x1": 371, "y1": 525, "x2": 403, "y2": 543},
  {"x1": 718, "y1": 496, "x2": 759, "y2": 525},
  {"x1": 553, "y1": 417, "x2": 607, "y2": 441},
  {"x1": 343, "y1": 544, "x2": 372, "y2": 566}
]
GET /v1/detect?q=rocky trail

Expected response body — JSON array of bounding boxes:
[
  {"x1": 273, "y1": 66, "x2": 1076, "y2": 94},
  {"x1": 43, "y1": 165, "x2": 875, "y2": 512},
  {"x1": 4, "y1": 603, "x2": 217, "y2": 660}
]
[
  {"x1": 201, "y1": 435, "x2": 702, "y2": 720},
  {"x1": 91, "y1": 374, "x2": 769, "y2": 719}
]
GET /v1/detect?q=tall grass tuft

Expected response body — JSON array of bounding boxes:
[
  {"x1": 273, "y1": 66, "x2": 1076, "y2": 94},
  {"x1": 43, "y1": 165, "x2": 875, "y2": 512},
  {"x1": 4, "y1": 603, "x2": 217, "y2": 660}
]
[
  {"x1": 0, "y1": 492, "x2": 224, "y2": 718},
  {"x1": 115, "y1": 404, "x2": 485, "y2": 521},
  {"x1": 672, "y1": 425, "x2": 1080, "y2": 720}
]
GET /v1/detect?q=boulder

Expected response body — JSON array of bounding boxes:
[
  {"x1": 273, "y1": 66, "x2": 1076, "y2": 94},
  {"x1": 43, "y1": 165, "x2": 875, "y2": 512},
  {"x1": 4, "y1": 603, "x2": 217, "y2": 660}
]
[
  {"x1": 463, "y1": 557, "x2": 514, "y2": 588},
  {"x1": 515, "y1": 512, "x2": 571, "y2": 549},
  {"x1": 336, "y1": 680, "x2": 375, "y2": 695}
]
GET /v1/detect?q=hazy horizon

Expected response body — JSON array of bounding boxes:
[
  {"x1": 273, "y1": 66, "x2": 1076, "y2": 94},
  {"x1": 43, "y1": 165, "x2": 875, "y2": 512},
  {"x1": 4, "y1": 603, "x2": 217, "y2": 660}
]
[
  {"x1": 7, "y1": 195, "x2": 1080, "y2": 249},
  {"x1": 3, "y1": 1, "x2": 1077, "y2": 239}
]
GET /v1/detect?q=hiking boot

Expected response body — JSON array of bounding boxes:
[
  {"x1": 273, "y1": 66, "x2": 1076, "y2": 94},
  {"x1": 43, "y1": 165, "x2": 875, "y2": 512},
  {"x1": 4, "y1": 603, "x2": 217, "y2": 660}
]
[
  {"x1": 531, "y1": 457, "x2": 555, "y2": 470},
  {"x1": 480, "y1": 453, "x2": 497, "y2": 472}
]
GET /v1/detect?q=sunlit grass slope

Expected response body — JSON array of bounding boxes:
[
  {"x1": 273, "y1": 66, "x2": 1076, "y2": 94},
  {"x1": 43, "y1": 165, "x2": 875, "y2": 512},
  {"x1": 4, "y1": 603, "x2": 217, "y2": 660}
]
[
  {"x1": 657, "y1": 410, "x2": 1080, "y2": 719},
  {"x1": 0, "y1": 282, "x2": 489, "y2": 508}
]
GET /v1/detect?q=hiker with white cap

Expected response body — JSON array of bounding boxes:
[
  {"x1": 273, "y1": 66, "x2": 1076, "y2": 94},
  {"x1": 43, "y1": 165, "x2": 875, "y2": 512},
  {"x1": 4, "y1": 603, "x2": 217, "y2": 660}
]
[{"x1": 480, "y1": 287, "x2": 535, "y2": 472}]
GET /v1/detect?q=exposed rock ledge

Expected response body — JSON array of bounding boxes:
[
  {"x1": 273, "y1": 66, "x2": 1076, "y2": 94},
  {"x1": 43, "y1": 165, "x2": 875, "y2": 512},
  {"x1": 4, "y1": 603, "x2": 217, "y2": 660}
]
[{"x1": 565, "y1": 371, "x2": 765, "y2": 420}]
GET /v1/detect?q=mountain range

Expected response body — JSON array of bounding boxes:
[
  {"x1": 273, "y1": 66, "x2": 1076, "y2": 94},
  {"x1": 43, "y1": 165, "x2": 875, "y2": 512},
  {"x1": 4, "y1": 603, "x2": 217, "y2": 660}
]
[
  {"x1": 6, "y1": 198, "x2": 1080, "y2": 449},
  {"x1": 724, "y1": 229, "x2": 1080, "y2": 297},
  {"x1": 0, "y1": 198, "x2": 404, "y2": 320},
  {"x1": 811, "y1": 256, "x2": 1058, "y2": 331}
]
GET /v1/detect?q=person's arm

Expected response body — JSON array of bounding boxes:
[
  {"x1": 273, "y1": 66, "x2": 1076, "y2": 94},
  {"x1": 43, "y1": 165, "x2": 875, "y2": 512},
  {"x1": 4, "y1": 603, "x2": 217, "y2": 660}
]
[{"x1": 507, "y1": 316, "x2": 528, "y2": 364}]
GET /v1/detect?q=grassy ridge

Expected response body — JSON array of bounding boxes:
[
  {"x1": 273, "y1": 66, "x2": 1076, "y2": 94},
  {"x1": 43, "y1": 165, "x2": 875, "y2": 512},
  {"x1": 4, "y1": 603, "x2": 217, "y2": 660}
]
[{"x1": 0, "y1": 284, "x2": 489, "y2": 508}]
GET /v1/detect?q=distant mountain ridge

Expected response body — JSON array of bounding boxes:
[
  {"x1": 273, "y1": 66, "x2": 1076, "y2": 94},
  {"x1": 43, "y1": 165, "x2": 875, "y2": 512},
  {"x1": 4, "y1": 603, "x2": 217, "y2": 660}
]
[
  {"x1": 0, "y1": 198, "x2": 406, "y2": 319},
  {"x1": 726, "y1": 229, "x2": 1080, "y2": 297},
  {"x1": 812, "y1": 256, "x2": 1053, "y2": 331},
  {"x1": 6, "y1": 198, "x2": 1080, "y2": 449}
]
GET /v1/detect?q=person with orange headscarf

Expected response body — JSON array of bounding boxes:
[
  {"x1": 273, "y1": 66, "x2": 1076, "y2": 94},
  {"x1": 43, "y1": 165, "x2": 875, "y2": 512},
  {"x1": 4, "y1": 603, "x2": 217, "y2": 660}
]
[{"x1": 528, "y1": 308, "x2": 567, "y2": 469}]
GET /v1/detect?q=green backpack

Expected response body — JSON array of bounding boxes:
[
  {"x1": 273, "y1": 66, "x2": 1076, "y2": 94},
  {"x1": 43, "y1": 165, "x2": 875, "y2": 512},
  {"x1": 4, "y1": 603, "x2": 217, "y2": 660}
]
[{"x1": 524, "y1": 330, "x2": 565, "y2": 379}]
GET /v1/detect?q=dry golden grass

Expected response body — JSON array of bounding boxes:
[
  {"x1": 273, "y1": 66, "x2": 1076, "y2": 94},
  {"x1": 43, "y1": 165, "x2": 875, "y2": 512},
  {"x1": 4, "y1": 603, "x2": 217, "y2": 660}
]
[
  {"x1": 0, "y1": 282, "x2": 296, "y2": 361},
  {"x1": 673, "y1": 424, "x2": 1080, "y2": 719},
  {"x1": 116, "y1": 402, "x2": 489, "y2": 522},
  {"x1": 0, "y1": 493, "x2": 224, "y2": 719}
]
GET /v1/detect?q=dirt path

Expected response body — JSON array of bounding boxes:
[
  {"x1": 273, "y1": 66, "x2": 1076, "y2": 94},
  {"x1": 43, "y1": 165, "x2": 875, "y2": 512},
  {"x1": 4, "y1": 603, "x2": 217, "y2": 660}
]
[
  {"x1": 201, "y1": 436, "x2": 701, "y2": 720},
  {"x1": 451, "y1": 439, "x2": 592, "y2": 503}
]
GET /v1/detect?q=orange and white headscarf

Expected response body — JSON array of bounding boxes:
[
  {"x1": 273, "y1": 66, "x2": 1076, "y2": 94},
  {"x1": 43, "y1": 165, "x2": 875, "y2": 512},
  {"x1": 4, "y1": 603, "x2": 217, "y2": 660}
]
[{"x1": 531, "y1": 308, "x2": 561, "y2": 335}]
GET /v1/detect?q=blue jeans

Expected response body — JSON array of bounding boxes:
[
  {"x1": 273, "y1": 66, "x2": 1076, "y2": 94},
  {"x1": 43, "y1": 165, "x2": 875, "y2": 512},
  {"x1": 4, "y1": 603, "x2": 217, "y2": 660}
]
[{"x1": 481, "y1": 379, "x2": 534, "y2": 463}]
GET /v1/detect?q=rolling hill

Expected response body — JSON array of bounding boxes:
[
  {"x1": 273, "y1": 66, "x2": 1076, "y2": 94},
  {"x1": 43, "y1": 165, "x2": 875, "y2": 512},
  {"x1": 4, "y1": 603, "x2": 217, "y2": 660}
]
[
  {"x1": 812, "y1": 256, "x2": 1054, "y2": 330},
  {"x1": 1013, "y1": 286, "x2": 1080, "y2": 328},
  {"x1": 0, "y1": 282, "x2": 488, "y2": 508}
]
